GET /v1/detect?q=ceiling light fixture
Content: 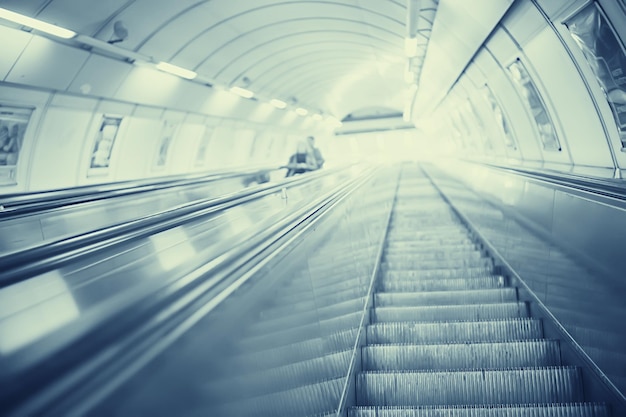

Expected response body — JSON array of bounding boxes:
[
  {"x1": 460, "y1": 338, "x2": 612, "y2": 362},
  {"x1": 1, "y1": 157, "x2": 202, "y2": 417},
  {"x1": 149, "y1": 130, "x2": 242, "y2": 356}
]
[
  {"x1": 0, "y1": 7, "x2": 76, "y2": 39},
  {"x1": 295, "y1": 108, "x2": 308, "y2": 116},
  {"x1": 230, "y1": 86, "x2": 254, "y2": 99},
  {"x1": 156, "y1": 62, "x2": 197, "y2": 80},
  {"x1": 270, "y1": 98, "x2": 287, "y2": 109},
  {"x1": 404, "y1": 37, "x2": 418, "y2": 57}
]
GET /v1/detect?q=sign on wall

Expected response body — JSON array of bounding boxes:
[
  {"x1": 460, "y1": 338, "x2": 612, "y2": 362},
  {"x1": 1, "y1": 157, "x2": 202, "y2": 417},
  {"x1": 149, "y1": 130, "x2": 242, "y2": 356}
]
[
  {"x1": 154, "y1": 120, "x2": 177, "y2": 169},
  {"x1": 507, "y1": 59, "x2": 561, "y2": 152},
  {"x1": 0, "y1": 106, "x2": 32, "y2": 186},
  {"x1": 89, "y1": 115, "x2": 122, "y2": 175},
  {"x1": 566, "y1": 3, "x2": 626, "y2": 149},
  {"x1": 195, "y1": 127, "x2": 213, "y2": 167}
]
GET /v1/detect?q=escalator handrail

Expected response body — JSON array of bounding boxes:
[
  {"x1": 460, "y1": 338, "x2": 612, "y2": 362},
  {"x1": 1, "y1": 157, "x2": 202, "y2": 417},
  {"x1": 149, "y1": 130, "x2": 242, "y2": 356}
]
[
  {"x1": 472, "y1": 160, "x2": 626, "y2": 203},
  {"x1": 0, "y1": 166, "x2": 377, "y2": 416},
  {"x1": 422, "y1": 164, "x2": 626, "y2": 410},
  {"x1": 0, "y1": 165, "x2": 281, "y2": 218},
  {"x1": 0, "y1": 166, "x2": 350, "y2": 289},
  {"x1": 336, "y1": 165, "x2": 402, "y2": 415}
]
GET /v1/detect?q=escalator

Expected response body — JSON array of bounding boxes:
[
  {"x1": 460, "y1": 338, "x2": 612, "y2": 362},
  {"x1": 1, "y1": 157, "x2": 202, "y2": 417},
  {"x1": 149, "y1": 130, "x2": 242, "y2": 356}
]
[
  {"x1": 12, "y1": 164, "x2": 613, "y2": 415},
  {"x1": 350, "y1": 168, "x2": 609, "y2": 416},
  {"x1": 197, "y1": 165, "x2": 609, "y2": 416}
]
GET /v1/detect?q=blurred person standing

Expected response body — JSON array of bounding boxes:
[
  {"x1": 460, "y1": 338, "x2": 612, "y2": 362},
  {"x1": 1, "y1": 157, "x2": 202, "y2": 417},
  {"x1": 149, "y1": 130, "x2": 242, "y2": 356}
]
[{"x1": 306, "y1": 136, "x2": 325, "y2": 169}]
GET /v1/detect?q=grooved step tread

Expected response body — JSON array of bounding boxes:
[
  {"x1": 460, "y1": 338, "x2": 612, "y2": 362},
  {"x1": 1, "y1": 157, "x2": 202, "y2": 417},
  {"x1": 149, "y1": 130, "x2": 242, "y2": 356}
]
[
  {"x1": 383, "y1": 267, "x2": 495, "y2": 280},
  {"x1": 379, "y1": 276, "x2": 506, "y2": 292},
  {"x1": 205, "y1": 350, "x2": 352, "y2": 401},
  {"x1": 348, "y1": 403, "x2": 610, "y2": 417},
  {"x1": 357, "y1": 367, "x2": 583, "y2": 406},
  {"x1": 208, "y1": 377, "x2": 344, "y2": 417},
  {"x1": 375, "y1": 288, "x2": 517, "y2": 307},
  {"x1": 366, "y1": 319, "x2": 543, "y2": 344},
  {"x1": 258, "y1": 296, "x2": 366, "y2": 321},
  {"x1": 229, "y1": 328, "x2": 358, "y2": 370},
  {"x1": 240, "y1": 311, "x2": 362, "y2": 350},
  {"x1": 362, "y1": 340, "x2": 561, "y2": 370},
  {"x1": 373, "y1": 302, "x2": 528, "y2": 323}
]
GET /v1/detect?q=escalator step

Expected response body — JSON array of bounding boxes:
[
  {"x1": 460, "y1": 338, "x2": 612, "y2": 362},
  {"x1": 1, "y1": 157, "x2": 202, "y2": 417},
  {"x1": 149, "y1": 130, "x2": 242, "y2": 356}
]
[
  {"x1": 239, "y1": 311, "x2": 362, "y2": 350},
  {"x1": 384, "y1": 249, "x2": 483, "y2": 261},
  {"x1": 362, "y1": 340, "x2": 560, "y2": 370},
  {"x1": 357, "y1": 367, "x2": 583, "y2": 406},
  {"x1": 366, "y1": 319, "x2": 543, "y2": 344},
  {"x1": 375, "y1": 288, "x2": 517, "y2": 307},
  {"x1": 373, "y1": 302, "x2": 528, "y2": 322},
  {"x1": 382, "y1": 257, "x2": 493, "y2": 270},
  {"x1": 259, "y1": 296, "x2": 366, "y2": 321},
  {"x1": 230, "y1": 328, "x2": 358, "y2": 370},
  {"x1": 348, "y1": 403, "x2": 610, "y2": 417},
  {"x1": 208, "y1": 377, "x2": 343, "y2": 417},
  {"x1": 379, "y1": 276, "x2": 505, "y2": 292},
  {"x1": 384, "y1": 267, "x2": 495, "y2": 280},
  {"x1": 205, "y1": 350, "x2": 352, "y2": 401}
]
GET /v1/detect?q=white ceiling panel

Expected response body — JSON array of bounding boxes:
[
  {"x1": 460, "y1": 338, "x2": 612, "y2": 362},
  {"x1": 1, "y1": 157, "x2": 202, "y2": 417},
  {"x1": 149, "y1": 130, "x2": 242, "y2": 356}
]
[
  {"x1": 35, "y1": 0, "x2": 129, "y2": 36},
  {"x1": 5, "y1": 36, "x2": 89, "y2": 90},
  {"x1": 0, "y1": 25, "x2": 33, "y2": 81},
  {"x1": 0, "y1": 0, "x2": 515, "y2": 121}
]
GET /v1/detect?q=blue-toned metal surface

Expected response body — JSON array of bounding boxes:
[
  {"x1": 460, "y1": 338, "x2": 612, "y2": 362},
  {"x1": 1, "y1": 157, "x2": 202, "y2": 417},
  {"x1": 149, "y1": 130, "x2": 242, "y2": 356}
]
[
  {"x1": 427, "y1": 161, "x2": 626, "y2": 406},
  {"x1": 0, "y1": 171, "x2": 278, "y2": 255}
]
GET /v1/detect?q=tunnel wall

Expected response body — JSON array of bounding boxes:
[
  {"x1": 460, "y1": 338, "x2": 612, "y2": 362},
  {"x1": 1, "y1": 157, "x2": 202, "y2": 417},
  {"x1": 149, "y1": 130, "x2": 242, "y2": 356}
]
[
  {"x1": 429, "y1": 160, "x2": 626, "y2": 406},
  {"x1": 0, "y1": 24, "x2": 330, "y2": 193},
  {"x1": 426, "y1": 0, "x2": 626, "y2": 179},
  {"x1": 420, "y1": 0, "x2": 626, "y2": 404}
]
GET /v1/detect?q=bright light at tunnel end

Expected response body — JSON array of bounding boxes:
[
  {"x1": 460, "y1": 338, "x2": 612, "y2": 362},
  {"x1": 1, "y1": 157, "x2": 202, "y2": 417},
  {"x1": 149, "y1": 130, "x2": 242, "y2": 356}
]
[{"x1": 0, "y1": 7, "x2": 76, "y2": 39}]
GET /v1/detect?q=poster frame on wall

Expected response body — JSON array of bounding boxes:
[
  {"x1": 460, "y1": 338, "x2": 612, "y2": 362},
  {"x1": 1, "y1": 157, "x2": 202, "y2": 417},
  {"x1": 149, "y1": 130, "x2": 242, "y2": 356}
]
[
  {"x1": 87, "y1": 115, "x2": 123, "y2": 177},
  {"x1": 0, "y1": 105, "x2": 33, "y2": 186}
]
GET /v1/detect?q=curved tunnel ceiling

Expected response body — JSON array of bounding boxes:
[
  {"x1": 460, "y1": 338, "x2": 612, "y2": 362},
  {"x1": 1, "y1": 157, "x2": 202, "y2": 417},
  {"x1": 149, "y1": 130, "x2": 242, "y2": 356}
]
[{"x1": 0, "y1": 0, "x2": 512, "y2": 122}]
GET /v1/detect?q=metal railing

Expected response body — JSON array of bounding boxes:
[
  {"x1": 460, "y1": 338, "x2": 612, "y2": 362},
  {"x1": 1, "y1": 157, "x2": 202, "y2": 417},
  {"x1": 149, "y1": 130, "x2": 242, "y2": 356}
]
[{"x1": 0, "y1": 165, "x2": 374, "y2": 416}]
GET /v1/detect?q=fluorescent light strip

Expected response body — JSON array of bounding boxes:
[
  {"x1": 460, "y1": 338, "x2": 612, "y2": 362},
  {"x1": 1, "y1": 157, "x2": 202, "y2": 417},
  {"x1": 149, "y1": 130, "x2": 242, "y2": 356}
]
[
  {"x1": 230, "y1": 86, "x2": 254, "y2": 99},
  {"x1": 156, "y1": 62, "x2": 197, "y2": 80},
  {"x1": 0, "y1": 7, "x2": 76, "y2": 39},
  {"x1": 270, "y1": 98, "x2": 287, "y2": 109},
  {"x1": 295, "y1": 107, "x2": 308, "y2": 116},
  {"x1": 404, "y1": 37, "x2": 418, "y2": 57},
  {"x1": 312, "y1": 114, "x2": 323, "y2": 121}
]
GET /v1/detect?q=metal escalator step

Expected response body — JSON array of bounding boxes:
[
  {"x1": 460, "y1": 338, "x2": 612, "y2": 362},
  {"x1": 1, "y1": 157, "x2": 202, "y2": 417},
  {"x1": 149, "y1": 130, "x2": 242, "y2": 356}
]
[
  {"x1": 384, "y1": 246, "x2": 484, "y2": 262},
  {"x1": 375, "y1": 288, "x2": 517, "y2": 307},
  {"x1": 224, "y1": 328, "x2": 358, "y2": 373},
  {"x1": 367, "y1": 319, "x2": 543, "y2": 344},
  {"x1": 383, "y1": 267, "x2": 494, "y2": 280},
  {"x1": 386, "y1": 236, "x2": 473, "y2": 245},
  {"x1": 282, "y1": 275, "x2": 371, "y2": 298},
  {"x1": 373, "y1": 302, "x2": 528, "y2": 323},
  {"x1": 382, "y1": 257, "x2": 493, "y2": 270},
  {"x1": 357, "y1": 367, "x2": 583, "y2": 406},
  {"x1": 259, "y1": 296, "x2": 366, "y2": 321},
  {"x1": 209, "y1": 377, "x2": 343, "y2": 417},
  {"x1": 387, "y1": 233, "x2": 469, "y2": 243},
  {"x1": 250, "y1": 297, "x2": 366, "y2": 335},
  {"x1": 362, "y1": 340, "x2": 561, "y2": 371},
  {"x1": 385, "y1": 243, "x2": 478, "y2": 253},
  {"x1": 380, "y1": 276, "x2": 505, "y2": 292},
  {"x1": 205, "y1": 350, "x2": 352, "y2": 401},
  {"x1": 276, "y1": 284, "x2": 367, "y2": 307},
  {"x1": 348, "y1": 403, "x2": 610, "y2": 417},
  {"x1": 239, "y1": 311, "x2": 362, "y2": 350}
]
